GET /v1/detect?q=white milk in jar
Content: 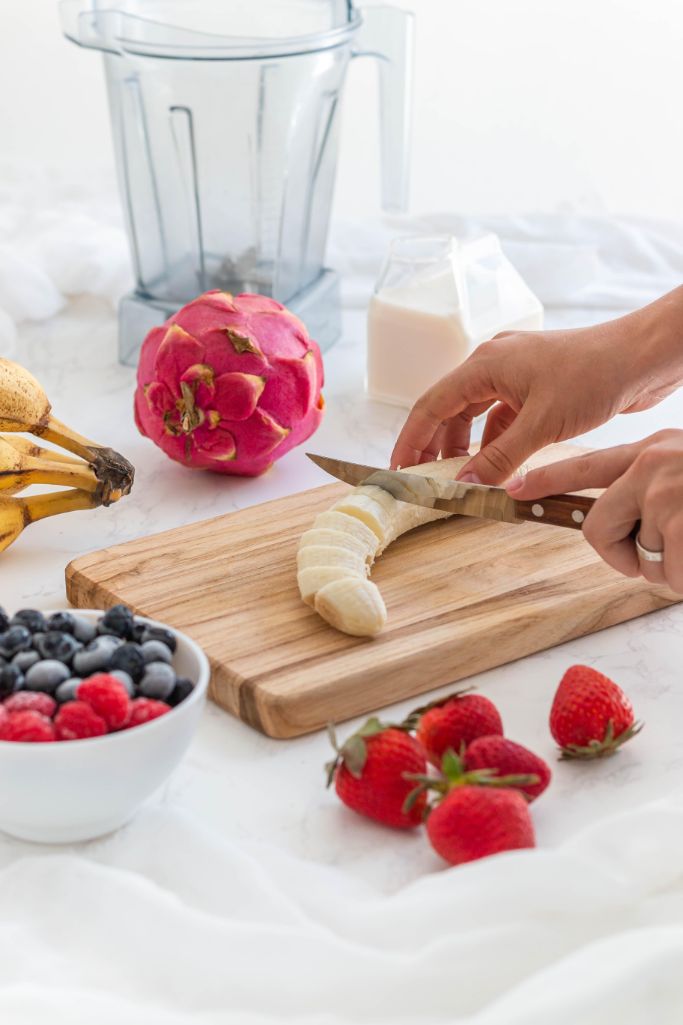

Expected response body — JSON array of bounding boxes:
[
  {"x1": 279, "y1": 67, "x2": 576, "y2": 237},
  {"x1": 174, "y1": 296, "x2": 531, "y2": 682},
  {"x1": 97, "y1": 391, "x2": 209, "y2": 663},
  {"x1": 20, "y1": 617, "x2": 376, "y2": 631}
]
[{"x1": 367, "y1": 235, "x2": 543, "y2": 408}]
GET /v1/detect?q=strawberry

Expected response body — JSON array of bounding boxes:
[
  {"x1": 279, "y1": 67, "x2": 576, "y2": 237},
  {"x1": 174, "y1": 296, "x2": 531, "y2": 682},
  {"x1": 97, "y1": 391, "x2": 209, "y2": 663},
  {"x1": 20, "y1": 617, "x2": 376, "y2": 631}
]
[
  {"x1": 550, "y1": 665, "x2": 641, "y2": 759},
  {"x1": 464, "y1": 736, "x2": 551, "y2": 801},
  {"x1": 411, "y1": 690, "x2": 503, "y2": 767},
  {"x1": 427, "y1": 785, "x2": 535, "y2": 865},
  {"x1": 327, "y1": 718, "x2": 428, "y2": 829}
]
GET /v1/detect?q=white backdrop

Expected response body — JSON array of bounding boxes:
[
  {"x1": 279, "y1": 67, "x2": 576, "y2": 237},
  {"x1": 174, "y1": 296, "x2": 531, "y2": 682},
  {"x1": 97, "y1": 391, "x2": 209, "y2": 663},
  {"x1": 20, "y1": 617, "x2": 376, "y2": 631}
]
[{"x1": 1, "y1": 0, "x2": 682, "y2": 222}]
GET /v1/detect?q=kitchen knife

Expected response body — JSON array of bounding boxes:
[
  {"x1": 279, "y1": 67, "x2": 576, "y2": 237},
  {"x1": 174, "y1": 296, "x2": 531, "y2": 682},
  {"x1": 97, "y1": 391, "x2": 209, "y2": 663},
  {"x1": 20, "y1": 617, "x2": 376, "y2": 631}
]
[{"x1": 306, "y1": 453, "x2": 595, "y2": 531}]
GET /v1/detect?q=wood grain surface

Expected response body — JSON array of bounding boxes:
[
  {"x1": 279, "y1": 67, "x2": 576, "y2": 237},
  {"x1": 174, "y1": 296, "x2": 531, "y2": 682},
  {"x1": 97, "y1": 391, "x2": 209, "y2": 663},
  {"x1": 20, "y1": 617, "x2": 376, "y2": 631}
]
[{"x1": 65, "y1": 445, "x2": 680, "y2": 738}]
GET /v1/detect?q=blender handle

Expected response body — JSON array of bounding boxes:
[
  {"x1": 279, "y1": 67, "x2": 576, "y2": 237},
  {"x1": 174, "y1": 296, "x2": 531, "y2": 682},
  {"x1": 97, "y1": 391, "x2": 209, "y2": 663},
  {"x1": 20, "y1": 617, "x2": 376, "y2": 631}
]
[{"x1": 353, "y1": 6, "x2": 415, "y2": 213}]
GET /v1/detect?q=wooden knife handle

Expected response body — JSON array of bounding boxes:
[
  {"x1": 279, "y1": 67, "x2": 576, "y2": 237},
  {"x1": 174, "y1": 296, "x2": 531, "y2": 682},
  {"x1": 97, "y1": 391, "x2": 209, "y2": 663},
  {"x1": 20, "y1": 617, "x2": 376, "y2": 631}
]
[{"x1": 512, "y1": 493, "x2": 596, "y2": 530}]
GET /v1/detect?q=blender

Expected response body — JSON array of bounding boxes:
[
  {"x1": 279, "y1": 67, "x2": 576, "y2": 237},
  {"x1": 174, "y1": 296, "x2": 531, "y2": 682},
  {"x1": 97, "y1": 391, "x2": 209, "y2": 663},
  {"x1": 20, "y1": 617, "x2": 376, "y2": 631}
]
[{"x1": 60, "y1": 0, "x2": 414, "y2": 364}]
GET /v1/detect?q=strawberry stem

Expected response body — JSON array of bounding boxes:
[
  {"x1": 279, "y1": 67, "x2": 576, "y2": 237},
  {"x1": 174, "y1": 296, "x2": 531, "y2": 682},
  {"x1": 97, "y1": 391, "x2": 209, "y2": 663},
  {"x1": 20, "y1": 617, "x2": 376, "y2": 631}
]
[{"x1": 559, "y1": 719, "x2": 644, "y2": 761}]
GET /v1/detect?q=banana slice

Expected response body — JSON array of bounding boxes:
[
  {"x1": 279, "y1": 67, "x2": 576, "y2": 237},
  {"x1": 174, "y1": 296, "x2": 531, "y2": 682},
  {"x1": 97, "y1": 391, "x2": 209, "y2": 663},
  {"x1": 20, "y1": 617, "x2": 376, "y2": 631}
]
[
  {"x1": 313, "y1": 510, "x2": 380, "y2": 552},
  {"x1": 314, "y1": 578, "x2": 387, "y2": 637},
  {"x1": 298, "y1": 566, "x2": 361, "y2": 606},
  {"x1": 296, "y1": 544, "x2": 368, "y2": 575},
  {"x1": 298, "y1": 527, "x2": 375, "y2": 565},
  {"x1": 298, "y1": 456, "x2": 468, "y2": 635},
  {"x1": 330, "y1": 485, "x2": 398, "y2": 547}
]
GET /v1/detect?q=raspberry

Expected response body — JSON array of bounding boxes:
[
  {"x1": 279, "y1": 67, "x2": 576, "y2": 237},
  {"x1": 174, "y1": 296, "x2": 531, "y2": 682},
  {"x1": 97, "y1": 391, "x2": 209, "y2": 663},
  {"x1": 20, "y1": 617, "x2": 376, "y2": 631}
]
[
  {"x1": 77, "y1": 674, "x2": 131, "y2": 729},
  {"x1": 54, "y1": 700, "x2": 107, "y2": 741},
  {"x1": 0, "y1": 705, "x2": 8, "y2": 730},
  {"x1": 127, "y1": 698, "x2": 171, "y2": 728},
  {"x1": 4, "y1": 692, "x2": 57, "y2": 718},
  {"x1": 0, "y1": 710, "x2": 55, "y2": 742}
]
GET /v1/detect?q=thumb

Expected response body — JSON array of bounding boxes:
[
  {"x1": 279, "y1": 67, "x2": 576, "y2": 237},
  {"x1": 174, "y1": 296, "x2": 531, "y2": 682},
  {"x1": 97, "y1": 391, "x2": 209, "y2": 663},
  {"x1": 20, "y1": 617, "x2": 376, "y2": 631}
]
[
  {"x1": 506, "y1": 442, "x2": 642, "y2": 500},
  {"x1": 456, "y1": 407, "x2": 544, "y2": 485}
]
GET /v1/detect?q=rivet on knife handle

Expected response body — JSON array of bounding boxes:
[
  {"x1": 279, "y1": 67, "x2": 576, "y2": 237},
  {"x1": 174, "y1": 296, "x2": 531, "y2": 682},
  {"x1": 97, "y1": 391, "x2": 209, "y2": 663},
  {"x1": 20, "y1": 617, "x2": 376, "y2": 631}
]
[{"x1": 512, "y1": 494, "x2": 596, "y2": 531}]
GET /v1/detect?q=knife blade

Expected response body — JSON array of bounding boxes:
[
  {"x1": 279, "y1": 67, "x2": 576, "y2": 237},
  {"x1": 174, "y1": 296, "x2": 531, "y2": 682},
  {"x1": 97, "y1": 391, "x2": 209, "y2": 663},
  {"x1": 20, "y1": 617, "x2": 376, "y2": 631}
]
[{"x1": 306, "y1": 453, "x2": 596, "y2": 532}]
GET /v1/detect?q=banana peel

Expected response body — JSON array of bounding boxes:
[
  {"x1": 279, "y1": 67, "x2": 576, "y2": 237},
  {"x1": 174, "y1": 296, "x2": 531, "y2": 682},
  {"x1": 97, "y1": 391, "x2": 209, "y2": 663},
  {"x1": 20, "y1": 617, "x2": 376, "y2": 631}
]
[
  {"x1": 0, "y1": 357, "x2": 135, "y2": 553},
  {"x1": 0, "y1": 489, "x2": 102, "y2": 554}
]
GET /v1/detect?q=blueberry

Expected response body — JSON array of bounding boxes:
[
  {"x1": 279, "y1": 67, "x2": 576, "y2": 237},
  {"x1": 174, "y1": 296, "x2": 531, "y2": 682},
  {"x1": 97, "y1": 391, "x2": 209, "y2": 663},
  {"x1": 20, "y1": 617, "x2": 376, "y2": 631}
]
[
  {"x1": 0, "y1": 664, "x2": 23, "y2": 698},
  {"x1": 72, "y1": 636, "x2": 122, "y2": 676},
  {"x1": 25, "y1": 659, "x2": 71, "y2": 693},
  {"x1": 72, "y1": 615, "x2": 97, "y2": 644},
  {"x1": 35, "y1": 631, "x2": 82, "y2": 665},
  {"x1": 139, "y1": 661, "x2": 176, "y2": 700},
  {"x1": 12, "y1": 650, "x2": 40, "y2": 672},
  {"x1": 11, "y1": 609, "x2": 47, "y2": 633},
  {"x1": 95, "y1": 634, "x2": 125, "y2": 650},
  {"x1": 98, "y1": 604, "x2": 134, "y2": 640},
  {"x1": 55, "y1": 678, "x2": 81, "y2": 703},
  {"x1": 0, "y1": 606, "x2": 9, "y2": 633},
  {"x1": 140, "y1": 639, "x2": 172, "y2": 665},
  {"x1": 47, "y1": 611, "x2": 76, "y2": 635},
  {"x1": 109, "y1": 669, "x2": 134, "y2": 696},
  {"x1": 167, "y1": 677, "x2": 194, "y2": 707},
  {"x1": 132, "y1": 622, "x2": 147, "y2": 644},
  {"x1": 0, "y1": 625, "x2": 32, "y2": 657},
  {"x1": 110, "y1": 643, "x2": 145, "y2": 682},
  {"x1": 140, "y1": 625, "x2": 177, "y2": 653}
]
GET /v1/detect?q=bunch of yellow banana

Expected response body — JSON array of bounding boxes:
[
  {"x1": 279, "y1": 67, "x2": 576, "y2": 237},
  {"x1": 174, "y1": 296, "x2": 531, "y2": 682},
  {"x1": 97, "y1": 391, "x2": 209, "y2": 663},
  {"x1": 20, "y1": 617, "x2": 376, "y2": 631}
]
[{"x1": 0, "y1": 357, "x2": 134, "y2": 554}]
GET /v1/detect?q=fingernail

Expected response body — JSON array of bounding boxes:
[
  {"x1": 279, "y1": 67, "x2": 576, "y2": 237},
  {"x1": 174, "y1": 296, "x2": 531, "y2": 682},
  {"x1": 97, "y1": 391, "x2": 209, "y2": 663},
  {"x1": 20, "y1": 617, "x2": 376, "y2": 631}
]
[
  {"x1": 458, "y1": 472, "x2": 481, "y2": 484},
  {"x1": 506, "y1": 474, "x2": 525, "y2": 493}
]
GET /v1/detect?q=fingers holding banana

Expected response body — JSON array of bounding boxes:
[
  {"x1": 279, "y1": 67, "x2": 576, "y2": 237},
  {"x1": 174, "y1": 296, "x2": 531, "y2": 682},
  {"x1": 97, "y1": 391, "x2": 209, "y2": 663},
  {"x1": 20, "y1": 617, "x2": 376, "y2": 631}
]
[{"x1": 507, "y1": 431, "x2": 683, "y2": 593}]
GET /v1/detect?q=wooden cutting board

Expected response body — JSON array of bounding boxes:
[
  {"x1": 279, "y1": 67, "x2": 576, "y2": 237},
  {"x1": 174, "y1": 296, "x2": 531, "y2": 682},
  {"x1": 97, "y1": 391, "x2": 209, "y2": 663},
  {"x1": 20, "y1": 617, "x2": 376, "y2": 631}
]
[{"x1": 65, "y1": 444, "x2": 679, "y2": 738}]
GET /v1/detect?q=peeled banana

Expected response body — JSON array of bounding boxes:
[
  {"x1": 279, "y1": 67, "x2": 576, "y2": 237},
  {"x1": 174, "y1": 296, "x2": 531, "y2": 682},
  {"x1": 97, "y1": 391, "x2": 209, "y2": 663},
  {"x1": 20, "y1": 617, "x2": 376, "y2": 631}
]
[
  {"x1": 0, "y1": 358, "x2": 134, "y2": 503},
  {"x1": 297, "y1": 456, "x2": 468, "y2": 637}
]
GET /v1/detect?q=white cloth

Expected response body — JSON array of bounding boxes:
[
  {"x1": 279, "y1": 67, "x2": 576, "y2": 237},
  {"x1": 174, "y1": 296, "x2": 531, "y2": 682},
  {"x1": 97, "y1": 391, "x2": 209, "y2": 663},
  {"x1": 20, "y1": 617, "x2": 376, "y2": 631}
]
[
  {"x1": 329, "y1": 211, "x2": 683, "y2": 313},
  {"x1": 2, "y1": 172, "x2": 683, "y2": 1022}
]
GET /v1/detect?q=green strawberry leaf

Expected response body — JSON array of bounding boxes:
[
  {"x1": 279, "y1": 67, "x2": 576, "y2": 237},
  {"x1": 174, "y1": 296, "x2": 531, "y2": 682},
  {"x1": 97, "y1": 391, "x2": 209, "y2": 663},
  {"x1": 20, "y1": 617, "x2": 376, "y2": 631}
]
[
  {"x1": 559, "y1": 719, "x2": 643, "y2": 760},
  {"x1": 341, "y1": 734, "x2": 368, "y2": 779},
  {"x1": 357, "y1": 717, "x2": 386, "y2": 739},
  {"x1": 441, "y1": 748, "x2": 465, "y2": 781}
]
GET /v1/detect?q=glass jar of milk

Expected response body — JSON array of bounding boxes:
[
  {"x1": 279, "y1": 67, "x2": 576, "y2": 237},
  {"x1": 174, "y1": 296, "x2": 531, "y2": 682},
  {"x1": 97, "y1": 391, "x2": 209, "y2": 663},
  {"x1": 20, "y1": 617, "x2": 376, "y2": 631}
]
[{"x1": 367, "y1": 235, "x2": 543, "y2": 408}]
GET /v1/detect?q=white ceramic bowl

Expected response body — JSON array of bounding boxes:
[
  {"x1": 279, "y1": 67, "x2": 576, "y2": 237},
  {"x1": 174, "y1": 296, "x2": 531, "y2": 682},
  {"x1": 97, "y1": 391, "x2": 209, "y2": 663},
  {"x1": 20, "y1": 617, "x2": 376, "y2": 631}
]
[{"x1": 0, "y1": 610, "x2": 209, "y2": 844}]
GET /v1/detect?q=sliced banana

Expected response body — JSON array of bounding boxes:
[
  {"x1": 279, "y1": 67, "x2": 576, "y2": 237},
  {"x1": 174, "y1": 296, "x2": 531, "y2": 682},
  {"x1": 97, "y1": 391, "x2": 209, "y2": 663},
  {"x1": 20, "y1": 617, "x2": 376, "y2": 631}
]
[
  {"x1": 314, "y1": 578, "x2": 387, "y2": 637},
  {"x1": 298, "y1": 456, "x2": 468, "y2": 635},
  {"x1": 330, "y1": 485, "x2": 398, "y2": 547},
  {"x1": 297, "y1": 566, "x2": 360, "y2": 606},
  {"x1": 298, "y1": 527, "x2": 375, "y2": 565},
  {"x1": 312, "y1": 511, "x2": 380, "y2": 551},
  {"x1": 297, "y1": 544, "x2": 368, "y2": 575}
]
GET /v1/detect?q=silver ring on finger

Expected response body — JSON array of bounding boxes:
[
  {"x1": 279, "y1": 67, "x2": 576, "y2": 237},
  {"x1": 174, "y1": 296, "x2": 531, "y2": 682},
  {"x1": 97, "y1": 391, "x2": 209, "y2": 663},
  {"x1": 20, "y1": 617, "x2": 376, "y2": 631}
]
[{"x1": 635, "y1": 532, "x2": 664, "y2": 563}]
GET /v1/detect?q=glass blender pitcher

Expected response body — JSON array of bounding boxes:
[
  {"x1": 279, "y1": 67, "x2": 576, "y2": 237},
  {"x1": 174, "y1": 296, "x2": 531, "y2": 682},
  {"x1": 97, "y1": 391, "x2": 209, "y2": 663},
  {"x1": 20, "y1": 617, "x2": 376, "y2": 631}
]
[{"x1": 60, "y1": 0, "x2": 414, "y2": 365}]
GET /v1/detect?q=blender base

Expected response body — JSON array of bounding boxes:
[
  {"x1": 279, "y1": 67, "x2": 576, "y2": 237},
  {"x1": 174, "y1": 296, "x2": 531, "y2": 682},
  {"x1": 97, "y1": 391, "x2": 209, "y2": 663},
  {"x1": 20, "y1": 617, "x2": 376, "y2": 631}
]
[{"x1": 118, "y1": 269, "x2": 342, "y2": 366}]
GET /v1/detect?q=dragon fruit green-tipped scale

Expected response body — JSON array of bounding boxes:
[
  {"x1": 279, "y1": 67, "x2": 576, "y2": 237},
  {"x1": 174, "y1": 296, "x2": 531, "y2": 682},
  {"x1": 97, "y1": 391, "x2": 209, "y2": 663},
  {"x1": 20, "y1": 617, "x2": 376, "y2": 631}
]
[{"x1": 134, "y1": 291, "x2": 325, "y2": 477}]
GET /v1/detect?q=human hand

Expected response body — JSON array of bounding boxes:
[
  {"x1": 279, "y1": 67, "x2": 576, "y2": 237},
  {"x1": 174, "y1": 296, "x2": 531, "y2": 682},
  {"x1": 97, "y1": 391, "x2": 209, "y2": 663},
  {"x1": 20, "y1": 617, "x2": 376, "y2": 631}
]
[
  {"x1": 391, "y1": 287, "x2": 683, "y2": 483},
  {"x1": 507, "y1": 429, "x2": 683, "y2": 592}
]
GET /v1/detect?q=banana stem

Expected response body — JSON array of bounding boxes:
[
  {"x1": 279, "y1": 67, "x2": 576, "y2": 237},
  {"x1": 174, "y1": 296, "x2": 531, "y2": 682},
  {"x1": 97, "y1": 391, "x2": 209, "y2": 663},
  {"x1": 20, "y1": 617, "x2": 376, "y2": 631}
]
[
  {"x1": 22, "y1": 488, "x2": 100, "y2": 525},
  {"x1": 39, "y1": 416, "x2": 111, "y2": 461},
  {"x1": 39, "y1": 416, "x2": 135, "y2": 501}
]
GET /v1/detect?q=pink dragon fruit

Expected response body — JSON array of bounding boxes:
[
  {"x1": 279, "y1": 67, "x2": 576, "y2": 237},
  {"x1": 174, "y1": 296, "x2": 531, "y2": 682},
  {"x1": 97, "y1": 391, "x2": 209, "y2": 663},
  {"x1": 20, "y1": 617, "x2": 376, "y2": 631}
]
[{"x1": 134, "y1": 291, "x2": 324, "y2": 477}]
